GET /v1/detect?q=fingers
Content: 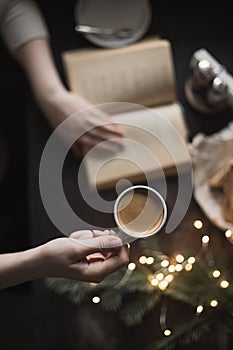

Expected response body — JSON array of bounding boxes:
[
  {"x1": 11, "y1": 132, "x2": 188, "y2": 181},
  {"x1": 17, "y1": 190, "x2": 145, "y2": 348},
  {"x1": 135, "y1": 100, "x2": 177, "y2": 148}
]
[
  {"x1": 71, "y1": 110, "x2": 125, "y2": 156},
  {"x1": 67, "y1": 232, "x2": 129, "y2": 282},
  {"x1": 69, "y1": 229, "x2": 112, "y2": 240},
  {"x1": 79, "y1": 112, "x2": 125, "y2": 138},
  {"x1": 86, "y1": 127, "x2": 124, "y2": 143},
  {"x1": 77, "y1": 133, "x2": 124, "y2": 153},
  {"x1": 72, "y1": 235, "x2": 123, "y2": 258},
  {"x1": 75, "y1": 107, "x2": 125, "y2": 137},
  {"x1": 86, "y1": 230, "x2": 118, "y2": 261},
  {"x1": 87, "y1": 114, "x2": 124, "y2": 137},
  {"x1": 92, "y1": 230, "x2": 113, "y2": 237},
  {"x1": 85, "y1": 107, "x2": 124, "y2": 135},
  {"x1": 69, "y1": 230, "x2": 94, "y2": 240},
  {"x1": 72, "y1": 134, "x2": 124, "y2": 157},
  {"x1": 82, "y1": 246, "x2": 129, "y2": 282},
  {"x1": 97, "y1": 123, "x2": 125, "y2": 138}
]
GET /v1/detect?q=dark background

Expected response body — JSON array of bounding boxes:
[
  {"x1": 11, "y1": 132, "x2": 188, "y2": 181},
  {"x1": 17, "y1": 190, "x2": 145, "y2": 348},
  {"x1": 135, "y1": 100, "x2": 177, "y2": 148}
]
[{"x1": 0, "y1": 0, "x2": 232, "y2": 349}]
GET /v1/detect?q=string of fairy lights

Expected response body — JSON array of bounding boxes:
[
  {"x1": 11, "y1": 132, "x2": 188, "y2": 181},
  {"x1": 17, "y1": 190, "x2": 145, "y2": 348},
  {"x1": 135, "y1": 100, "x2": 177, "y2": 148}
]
[{"x1": 90, "y1": 219, "x2": 233, "y2": 337}]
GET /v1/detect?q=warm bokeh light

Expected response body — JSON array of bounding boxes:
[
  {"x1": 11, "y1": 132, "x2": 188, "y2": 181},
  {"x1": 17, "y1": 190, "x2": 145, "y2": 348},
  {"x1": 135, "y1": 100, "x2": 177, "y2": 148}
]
[
  {"x1": 168, "y1": 265, "x2": 176, "y2": 273},
  {"x1": 139, "y1": 256, "x2": 147, "y2": 264},
  {"x1": 202, "y1": 235, "x2": 210, "y2": 244},
  {"x1": 185, "y1": 263, "x2": 193, "y2": 272},
  {"x1": 158, "y1": 280, "x2": 169, "y2": 290},
  {"x1": 146, "y1": 257, "x2": 155, "y2": 265},
  {"x1": 161, "y1": 260, "x2": 170, "y2": 268},
  {"x1": 151, "y1": 278, "x2": 158, "y2": 286},
  {"x1": 90, "y1": 282, "x2": 97, "y2": 286},
  {"x1": 212, "y1": 270, "x2": 221, "y2": 278},
  {"x1": 225, "y1": 229, "x2": 232, "y2": 238},
  {"x1": 156, "y1": 273, "x2": 164, "y2": 281},
  {"x1": 148, "y1": 275, "x2": 154, "y2": 282},
  {"x1": 188, "y1": 257, "x2": 196, "y2": 264},
  {"x1": 92, "y1": 296, "x2": 101, "y2": 304},
  {"x1": 128, "y1": 262, "x2": 136, "y2": 271},
  {"x1": 165, "y1": 274, "x2": 174, "y2": 283},
  {"x1": 175, "y1": 264, "x2": 183, "y2": 272},
  {"x1": 193, "y1": 220, "x2": 203, "y2": 229},
  {"x1": 196, "y1": 305, "x2": 203, "y2": 314},
  {"x1": 210, "y1": 300, "x2": 218, "y2": 307},
  {"x1": 164, "y1": 329, "x2": 172, "y2": 336},
  {"x1": 176, "y1": 254, "x2": 185, "y2": 263},
  {"x1": 220, "y1": 280, "x2": 229, "y2": 288}
]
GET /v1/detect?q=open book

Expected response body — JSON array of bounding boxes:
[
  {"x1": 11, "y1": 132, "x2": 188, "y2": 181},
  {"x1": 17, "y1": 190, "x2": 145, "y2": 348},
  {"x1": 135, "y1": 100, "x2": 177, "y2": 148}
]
[{"x1": 62, "y1": 38, "x2": 189, "y2": 190}]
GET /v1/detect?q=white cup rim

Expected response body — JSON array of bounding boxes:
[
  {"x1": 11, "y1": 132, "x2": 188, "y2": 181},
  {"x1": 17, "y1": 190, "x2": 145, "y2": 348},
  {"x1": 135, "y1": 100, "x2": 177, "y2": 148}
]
[{"x1": 114, "y1": 185, "x2": 167, "y2": 238}]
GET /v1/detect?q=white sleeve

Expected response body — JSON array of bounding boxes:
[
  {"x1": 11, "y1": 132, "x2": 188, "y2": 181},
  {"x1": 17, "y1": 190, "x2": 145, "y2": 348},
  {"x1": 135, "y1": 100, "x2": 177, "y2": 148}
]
[{"x1": 0, "y1": 0, "x2": 49, "y2": 51}]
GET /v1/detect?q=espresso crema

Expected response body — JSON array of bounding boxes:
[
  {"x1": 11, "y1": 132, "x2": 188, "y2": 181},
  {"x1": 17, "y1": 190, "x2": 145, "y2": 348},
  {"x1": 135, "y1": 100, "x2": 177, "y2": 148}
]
[{"x1": 117, "y1": 188, "x2": 164, "y2": 237}]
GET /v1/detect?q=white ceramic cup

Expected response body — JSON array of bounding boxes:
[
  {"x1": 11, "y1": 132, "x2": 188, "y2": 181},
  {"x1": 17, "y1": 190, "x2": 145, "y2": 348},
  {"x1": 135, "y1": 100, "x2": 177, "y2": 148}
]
[{"x1": 114, "y1": 185, "x2": 167, "y2": 239}]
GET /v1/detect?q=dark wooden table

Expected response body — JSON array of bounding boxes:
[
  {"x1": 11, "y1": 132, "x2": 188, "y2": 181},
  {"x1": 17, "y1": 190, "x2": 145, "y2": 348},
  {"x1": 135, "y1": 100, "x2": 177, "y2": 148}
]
[{"x1": 0, "y1": 1, "x2": 233, "y2": 349}]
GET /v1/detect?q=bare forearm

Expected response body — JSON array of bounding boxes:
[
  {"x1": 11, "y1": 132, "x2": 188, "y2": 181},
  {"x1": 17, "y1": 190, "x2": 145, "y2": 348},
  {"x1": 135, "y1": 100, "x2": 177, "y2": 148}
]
[
  {"x1": 14, "y1": 38, "x2": 89, "y2": 128},
  {"x1": 0, "y1": 246, "x2": 45, "y2": 289},
  {"x1": 14, "y1": 37, "x2": 124, "y2": 152},
  {"x1": 0, "y1": 233, "x2": 129, "y2": 289},
  {"x1": 15, "y1": 38, "x2": 69, "y2": 127},
  {"x1": 16, "y1": 38, "x2": 65, "y2": 100}
]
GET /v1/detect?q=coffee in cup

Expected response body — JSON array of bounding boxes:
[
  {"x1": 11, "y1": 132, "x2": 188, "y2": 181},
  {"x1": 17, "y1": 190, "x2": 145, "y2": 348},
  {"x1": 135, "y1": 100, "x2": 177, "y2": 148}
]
[{"x1": 114, "y1": 185, "x2": 167, "y2": 238}]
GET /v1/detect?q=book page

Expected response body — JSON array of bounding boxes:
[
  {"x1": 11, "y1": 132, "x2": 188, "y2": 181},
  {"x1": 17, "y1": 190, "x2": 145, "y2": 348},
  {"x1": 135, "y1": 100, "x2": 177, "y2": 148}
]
[
  {"x1": 62, "y1": 38, "x2": 176, "y2": 107},
  {"x1": 83, "y1": 103, "x2": 189, "y2": 190}
]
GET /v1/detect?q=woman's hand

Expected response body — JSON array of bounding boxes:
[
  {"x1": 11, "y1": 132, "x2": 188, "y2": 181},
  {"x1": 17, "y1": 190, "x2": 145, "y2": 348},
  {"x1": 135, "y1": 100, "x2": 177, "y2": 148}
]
[
  {"x1": 16, "y1": 39, "x2": 125, "y2": 156},
  {"x1": 40, "y1": 230, "x2": 129, "y2": 282},
  {"x1": 0, "y1": 230, "x2": 129, "y2": 289},
  {"x1": 39, "y1": 90, "x2": 125, "y2": 156}
]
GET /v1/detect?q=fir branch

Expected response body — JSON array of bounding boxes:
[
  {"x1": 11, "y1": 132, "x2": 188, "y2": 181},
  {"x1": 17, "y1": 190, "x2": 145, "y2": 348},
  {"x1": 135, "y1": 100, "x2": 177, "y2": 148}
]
[
  {"x1": 149, "y1": 314, "x2": 211, "y2": 350},
  {"x1": 123, "y1": 269, "x2": 151, "y2": 293},
  {"x1": 225, "y1": 325, "x2": 233, "y2": 348},
  {"x1": 120, "y1": 291, "x2": 160, "y2": 326},
  {"x1": 139, "y1": 236, "x2": 164, "y2": 257},
  {"x1": 181, "y1": 321, "x2": 210, "y2": 346},
  {"x1": 45, "y1": 233, "x2": 233, "y2": 350},
  {"x1": 46, "y1": 278, "x2": 92, "y2": 303},
  {"x1": 164, "y1": 285, "x2": 199, "y2": 305},
  {"x1": 97, "y1": 266, "x2": 127, "y2": 288},
  {"x1": 100, "y1": 288, "x2": 124, "y2": 311}
]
